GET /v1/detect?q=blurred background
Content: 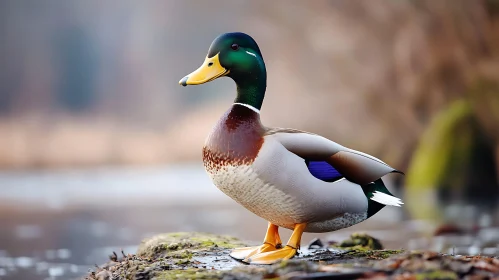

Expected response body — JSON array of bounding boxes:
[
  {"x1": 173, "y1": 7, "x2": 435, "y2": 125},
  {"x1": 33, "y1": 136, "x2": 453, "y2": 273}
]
[{"x1": 1, "y1": 0, "x2": 499, "y2": 279}]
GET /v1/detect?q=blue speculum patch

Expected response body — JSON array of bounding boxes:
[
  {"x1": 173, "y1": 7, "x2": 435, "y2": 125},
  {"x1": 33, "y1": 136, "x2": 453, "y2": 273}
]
[{"x1": 305, "y1": 160, "x2": 344, "y2": 182}]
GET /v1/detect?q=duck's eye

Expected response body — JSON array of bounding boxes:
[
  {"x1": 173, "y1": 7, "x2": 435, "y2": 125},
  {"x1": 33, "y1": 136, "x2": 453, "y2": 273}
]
[{"x1": 231, "y1": 43, "x2": 239, "y2": 51}]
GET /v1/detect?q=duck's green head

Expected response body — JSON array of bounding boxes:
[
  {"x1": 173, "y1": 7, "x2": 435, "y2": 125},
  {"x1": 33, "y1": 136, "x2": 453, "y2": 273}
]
[{"x1": 179, "y1": 32, "x2": 267, "y2": 110}]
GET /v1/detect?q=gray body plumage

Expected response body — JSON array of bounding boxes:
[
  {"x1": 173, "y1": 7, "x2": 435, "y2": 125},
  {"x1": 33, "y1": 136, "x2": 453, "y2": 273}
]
[{"x1": 204, "y1": 119, "x2": 399, "y2": 232}]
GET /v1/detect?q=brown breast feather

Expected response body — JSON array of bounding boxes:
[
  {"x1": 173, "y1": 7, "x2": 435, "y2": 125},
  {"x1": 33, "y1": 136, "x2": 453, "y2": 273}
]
[{"x1": 203, "y1": 105, "x2": 265, "y2": 171}]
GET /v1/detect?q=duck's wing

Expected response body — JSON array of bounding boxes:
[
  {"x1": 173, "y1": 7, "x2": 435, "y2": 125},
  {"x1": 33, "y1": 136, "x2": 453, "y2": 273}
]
[
  {"x1": 305, "y1": 160, "x2": 344, "y2": 183},
  {"x1": 264, "y1": 128, "x2": 403, "y2": 185}
]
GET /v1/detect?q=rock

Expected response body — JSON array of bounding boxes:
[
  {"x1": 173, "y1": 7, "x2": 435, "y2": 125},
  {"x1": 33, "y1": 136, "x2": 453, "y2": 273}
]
[
  {"x1": 137, "y1": 232, "x2": 249, "y2": 259},
  {"x1": 406, "y1": 98, "x2": 499, "y2": 223},
  {"x1": 95, "y1": 270, "x2": 111, "y2": 280},
  {"x1": 307, "y1": 238, "x2": 324, "y2": 249},
  {"x1": 82, "y1": 232, "x2": 499, "y2": 280},
  {"x1": 336, "y1": 233, "x2": 384, "y2": 250}
]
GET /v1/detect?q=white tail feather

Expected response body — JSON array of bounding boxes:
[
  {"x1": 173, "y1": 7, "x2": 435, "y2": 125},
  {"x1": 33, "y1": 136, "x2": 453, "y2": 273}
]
[{"x1": 370, "y1": 191, "x2": 404, "y2": 207}]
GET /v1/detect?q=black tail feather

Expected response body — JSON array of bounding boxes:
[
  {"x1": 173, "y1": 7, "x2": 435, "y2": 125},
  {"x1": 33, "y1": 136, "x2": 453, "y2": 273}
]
[{"x1": 361, "y1": 178, "x2": 394, "y2": 218}]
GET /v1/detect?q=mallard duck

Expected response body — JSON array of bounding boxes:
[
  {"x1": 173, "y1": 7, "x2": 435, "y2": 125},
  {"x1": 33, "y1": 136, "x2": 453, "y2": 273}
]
[{"x1": 179, "y1": 32, "x2": 404, "y2": 265}]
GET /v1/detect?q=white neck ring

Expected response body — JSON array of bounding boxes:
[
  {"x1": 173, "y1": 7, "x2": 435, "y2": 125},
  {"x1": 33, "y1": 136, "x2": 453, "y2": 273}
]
[{"x1": 233, "y1": 103, "x2": 260, "y2": 114}]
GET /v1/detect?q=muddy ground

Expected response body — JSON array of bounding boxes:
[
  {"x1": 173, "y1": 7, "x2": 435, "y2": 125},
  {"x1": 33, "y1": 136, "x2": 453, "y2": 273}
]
[{"x1": 83, "y1": 232, "x2": 499, "y2": 280}]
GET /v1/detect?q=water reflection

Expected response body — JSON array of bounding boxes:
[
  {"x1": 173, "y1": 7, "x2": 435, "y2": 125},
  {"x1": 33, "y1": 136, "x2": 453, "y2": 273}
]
[
  {"x1": 0, "y1": 164, "x2": 267, "y2": 279},
  {"x1": 0, "y1": 165, "x2": 497, "y2": 280}
]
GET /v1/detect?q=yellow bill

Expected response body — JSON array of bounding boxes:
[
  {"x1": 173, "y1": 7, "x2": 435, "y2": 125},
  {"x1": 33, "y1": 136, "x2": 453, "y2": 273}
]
[{"x1": 179, "y1": 53, "x2": 229, "y2": 86}]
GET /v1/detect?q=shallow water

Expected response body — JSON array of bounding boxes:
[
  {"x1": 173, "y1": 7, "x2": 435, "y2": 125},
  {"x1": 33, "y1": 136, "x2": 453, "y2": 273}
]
[{"x1": 0, "y1": 164, "x2": 497, "y2": 280}]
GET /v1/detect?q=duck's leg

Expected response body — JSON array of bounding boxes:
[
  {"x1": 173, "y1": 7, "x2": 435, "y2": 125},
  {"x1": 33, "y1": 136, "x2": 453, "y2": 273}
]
[
  {"x1": 230, "y1": 222, "x2": 281, "y2": 260},
  {"x1": 245, "y1": 223, "x2": 306, "y2": 265}
]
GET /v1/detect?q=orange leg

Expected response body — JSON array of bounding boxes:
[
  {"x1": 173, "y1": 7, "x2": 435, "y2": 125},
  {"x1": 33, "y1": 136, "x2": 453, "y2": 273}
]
[
  {"x1": 230, "y1": 222, "x2": 282, "y2": 260},
  {"x1": 245, "y1": 223, "x2": 307, "y2": 264}
]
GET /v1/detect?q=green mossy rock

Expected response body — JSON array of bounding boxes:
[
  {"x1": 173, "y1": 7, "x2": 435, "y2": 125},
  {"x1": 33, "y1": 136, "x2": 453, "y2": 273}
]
[
  {"x1": 336, "y1": 233, "x2": 384, "y2": 250},
  {"x1": 84, "y1": 232, "x2": 498, "y2": 279},
  {"x1": 406, "y1": 99, "x2": 474, "y2": 190},
  {"x1": 137, "y1": 232, "x2": 248, "y2": 259},
  {"x1": 331, "y1": 233, "x2": 403, "y2": 261},
  {"x1": 405, "y1": 97, "x2": 499, "y2": 221}
]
